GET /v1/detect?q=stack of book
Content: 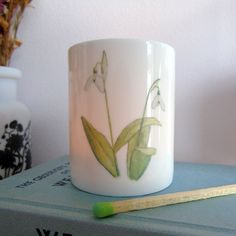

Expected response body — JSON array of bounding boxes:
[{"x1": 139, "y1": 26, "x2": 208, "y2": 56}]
[{"x1": 0, "y1": 156, "x2": 236, "y2": 236}]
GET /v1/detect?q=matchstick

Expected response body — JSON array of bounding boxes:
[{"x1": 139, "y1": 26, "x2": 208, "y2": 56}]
[{"x1": 93, "y1": 184, "x2": 236, "y2": 218}]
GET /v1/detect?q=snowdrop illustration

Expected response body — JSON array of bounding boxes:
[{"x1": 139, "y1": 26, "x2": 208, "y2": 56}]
[
  {"x1": 84, "y1": 51, "x2": 107, "y2": 93},
  {"x1": 81, "y1": 51, "x2": 118, "y2": 177},
  {"x1": 81, "y1": 51, "x2": 165, "y2": 180},
  {"x1": 151, "y1": 79, "x2": 165, "y2": 111}
]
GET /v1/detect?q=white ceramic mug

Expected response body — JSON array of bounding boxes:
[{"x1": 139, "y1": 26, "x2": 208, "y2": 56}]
[{"x1": 68, "y1": 39, "x2": 175, "y2": 196}]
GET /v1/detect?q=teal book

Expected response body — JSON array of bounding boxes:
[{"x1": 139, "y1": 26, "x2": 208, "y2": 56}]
[{"x1": 0, "y1": 156, "x2": 236, "y2": 236}]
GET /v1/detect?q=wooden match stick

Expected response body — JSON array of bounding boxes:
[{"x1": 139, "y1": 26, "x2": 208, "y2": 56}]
[{"x1": 93, "y1": 184, "x2": 236, "y2": 218}]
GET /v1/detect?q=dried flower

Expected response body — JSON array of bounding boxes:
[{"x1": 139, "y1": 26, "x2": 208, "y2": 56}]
[
  {"x1": 0, "y1": 1, "x2": 6, "y2": 15},
  {"x1": 0, "y1": 0, "x2": 32, "y2": 66}
]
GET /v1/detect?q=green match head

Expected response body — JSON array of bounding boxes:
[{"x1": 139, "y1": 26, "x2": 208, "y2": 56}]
[{"x1": 93, "y1": 202, "x2": 114, "y2": 218}]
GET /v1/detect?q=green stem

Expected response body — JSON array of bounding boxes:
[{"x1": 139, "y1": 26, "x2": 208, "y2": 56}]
[
  {"x1": 137, "y1": 79, "x2": 159, "y2": 146},
  {"x1": 104, "y1": 86, "x2": 114, "y2": 146},
  {"x1": 103, "y1": 82, "x2": 119, "y2": 176}
]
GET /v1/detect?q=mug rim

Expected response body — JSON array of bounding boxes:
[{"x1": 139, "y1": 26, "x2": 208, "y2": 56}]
[{"x1": 68, "y1": 38, "x2": 175, "y2": 54}]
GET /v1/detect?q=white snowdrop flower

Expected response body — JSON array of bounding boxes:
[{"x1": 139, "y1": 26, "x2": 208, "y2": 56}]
[
  {"x1": 84, "y1": 50, "x2": 108, "y2": 93},
  {"x1": 151, "y1": 89, "x2": 165, "y2": 111}
]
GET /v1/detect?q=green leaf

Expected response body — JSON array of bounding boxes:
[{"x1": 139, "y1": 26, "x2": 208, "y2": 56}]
[
  {"x1": 114, "y1": 117, "x2": 160, "y2": 153},
  {"x1": 127, "y1": 126, "x2": 155, "y2": 180},
  {"x1": 81, "y1": 116, "x2": 119, "y2": 177},
  {"x1": 135, "y1": 147, "x2": 156, "y2": 156}
]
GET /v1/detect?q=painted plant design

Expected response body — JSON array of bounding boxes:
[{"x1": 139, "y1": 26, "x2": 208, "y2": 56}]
[
  {"x1": 81, "y1": 51, "x2": 165, "y2": 180},
  {"x1": 0, "y1": 120, "x2": 31, "y2": 179}
]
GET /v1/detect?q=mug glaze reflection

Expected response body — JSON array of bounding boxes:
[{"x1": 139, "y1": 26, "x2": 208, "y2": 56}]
[{"x1": 68, "y1": 39, "x2": 175, "y2": 196}]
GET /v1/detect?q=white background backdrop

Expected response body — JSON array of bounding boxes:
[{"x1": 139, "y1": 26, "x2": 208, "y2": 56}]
[{"x1": 11, "y1": 0, "x2": 236, "y2": 166}]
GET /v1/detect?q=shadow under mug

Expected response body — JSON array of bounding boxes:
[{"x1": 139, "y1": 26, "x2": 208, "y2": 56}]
[{"x1": 68, "y1": 39, "x2": 175, "y2": 196}]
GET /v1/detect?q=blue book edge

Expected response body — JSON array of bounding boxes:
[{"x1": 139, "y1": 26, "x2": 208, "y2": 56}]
[{"x1": 0, "y1": 156, "x2": 236, "y2": 236}]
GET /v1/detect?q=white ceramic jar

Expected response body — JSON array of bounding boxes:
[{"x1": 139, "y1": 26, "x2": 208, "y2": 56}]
[
  {"x1": 69, "y1": 39, "x2": 175, "y2": 196},
  {"x1": 0, "y1": 66, "x2": 31, "y2": 180}
]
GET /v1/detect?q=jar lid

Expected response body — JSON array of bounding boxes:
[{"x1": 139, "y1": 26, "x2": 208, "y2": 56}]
[{"x1": 0, "y1": 66, "x2": 22, "y2": 79}]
